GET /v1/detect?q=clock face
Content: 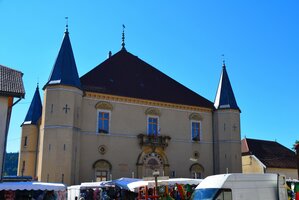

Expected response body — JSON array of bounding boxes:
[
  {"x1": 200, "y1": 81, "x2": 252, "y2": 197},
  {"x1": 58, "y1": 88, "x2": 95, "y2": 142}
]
[{"x1": 98, "y1": 145, "x2": 107, "y2": 155}]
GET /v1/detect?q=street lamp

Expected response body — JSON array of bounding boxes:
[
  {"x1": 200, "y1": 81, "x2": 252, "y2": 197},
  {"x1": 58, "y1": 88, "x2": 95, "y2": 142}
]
[{"x1": 153, "y1": 170, "x2": 160, "y2": 196}]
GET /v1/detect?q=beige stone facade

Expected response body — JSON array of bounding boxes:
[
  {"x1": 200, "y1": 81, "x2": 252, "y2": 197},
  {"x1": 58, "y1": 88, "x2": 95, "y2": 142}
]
[
  {"x1": 18, "y1": 31, "x2": 242, "y2": 185},
  {"x1": 18, "y1": 87, "x2": 241, "y2": 185}
]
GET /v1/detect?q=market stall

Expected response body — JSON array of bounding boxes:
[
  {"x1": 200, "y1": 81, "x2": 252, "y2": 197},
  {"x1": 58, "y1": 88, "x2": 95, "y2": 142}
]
[{"x1": 0, "y1": 181, "x2": 67, "y2": 200}]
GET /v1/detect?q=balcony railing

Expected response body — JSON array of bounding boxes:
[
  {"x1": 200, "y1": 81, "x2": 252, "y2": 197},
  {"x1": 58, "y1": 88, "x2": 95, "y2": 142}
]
[{"x1": 137, "y1": 134, "x2": 171, "y2": 149}]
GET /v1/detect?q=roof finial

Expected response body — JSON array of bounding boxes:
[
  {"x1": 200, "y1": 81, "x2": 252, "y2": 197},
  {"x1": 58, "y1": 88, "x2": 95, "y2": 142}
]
[
  {"x1": 65, "y1": 17, "x2": 69, "y2": 33},
  {"x1": 121, "y1": 24, "x2": 126, "y2": 50},
  {"x1": 221, "y1": 54, "x2": 226, "y2": 68}
]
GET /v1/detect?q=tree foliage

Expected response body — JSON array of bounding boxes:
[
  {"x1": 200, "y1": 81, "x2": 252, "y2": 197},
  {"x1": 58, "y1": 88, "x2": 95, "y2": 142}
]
[{"x1": 3, "y1": 152, "x2": 19, "y2": 176}]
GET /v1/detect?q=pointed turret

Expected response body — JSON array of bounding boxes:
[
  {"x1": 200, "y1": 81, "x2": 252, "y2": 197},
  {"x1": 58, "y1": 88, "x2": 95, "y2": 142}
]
[
  {"x1": 18, "y1": 85, "x2": 42, "y2": 178},
  {"x1": 22, "y1": 85, "x2": 42, "y2": 125},
  {"x1": 43, "y1": 29, "x2": 81, "y2": 89},
  {"x1": 213, "y1": 62, "x2": 241, "y2": 174},
  {"x1": 214, "y1": 63, "x2": 240, "y2": 111}
]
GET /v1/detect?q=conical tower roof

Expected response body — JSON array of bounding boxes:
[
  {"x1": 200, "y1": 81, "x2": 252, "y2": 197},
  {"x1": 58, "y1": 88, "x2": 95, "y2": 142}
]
[
  {"x1": 22, "y1": 86, "x2": 42, "y2": 125},
  {"x1": 43, "y1": 29, "x2": 81, "y2": 90},
  {"x1": 214, "y1": 63, "x2": 240, "y2": 111}
]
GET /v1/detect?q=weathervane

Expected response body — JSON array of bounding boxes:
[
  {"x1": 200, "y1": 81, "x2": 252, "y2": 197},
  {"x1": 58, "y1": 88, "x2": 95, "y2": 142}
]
[
  {"x1": 65, "y1": 17, "x2": 69, "y2": 32},
  {"x1": 221, "y1": 54, "x2": 226, "y2": 67},
  {"x1": 122, "y1": 24, "x2": 126, "y2": 50}
]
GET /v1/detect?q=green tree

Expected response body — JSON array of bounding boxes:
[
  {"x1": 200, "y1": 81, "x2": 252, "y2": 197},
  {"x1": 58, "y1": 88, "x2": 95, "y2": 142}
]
[{"x1": 3, "y1": 152, "x2": 19, "y2": 176}]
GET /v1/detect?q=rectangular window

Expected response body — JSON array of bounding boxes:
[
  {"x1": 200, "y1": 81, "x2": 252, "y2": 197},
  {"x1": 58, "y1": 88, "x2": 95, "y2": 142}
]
[
  {"x1": 95, "y1": 170, "x2": 108, "y2": 182},
  {"x1": 98, "y1": 111, "x2": 110, "y2": 133},
  {"x1": 21, "y1": 161, "x2": 25, "y2": 175},
  {"x1": 192, "y1": 121, "x2": 201, "y2": 141},
  {"x1": 148, "y1": 116, "x2": 159, "y2": 136},
  {"x1": 24, "y1": 136, "x2": 28, "y2": 147}
]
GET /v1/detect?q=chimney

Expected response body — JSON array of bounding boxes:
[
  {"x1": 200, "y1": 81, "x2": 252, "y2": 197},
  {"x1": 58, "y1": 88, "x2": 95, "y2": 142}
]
[{"x1": 108, "y1": 51, "x2": 112, "y2": 58}]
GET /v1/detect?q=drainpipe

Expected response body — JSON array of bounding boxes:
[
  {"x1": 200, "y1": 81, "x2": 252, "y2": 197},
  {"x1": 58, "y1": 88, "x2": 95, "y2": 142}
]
[{"x1": 1, "y1": 97, "x2": 22, "y2": 181}]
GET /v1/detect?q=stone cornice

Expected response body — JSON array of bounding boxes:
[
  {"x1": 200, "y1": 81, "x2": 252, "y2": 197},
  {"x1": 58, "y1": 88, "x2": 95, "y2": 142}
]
[{"x1": 85, "y1": 92, "x2": 212, "y2": 113}]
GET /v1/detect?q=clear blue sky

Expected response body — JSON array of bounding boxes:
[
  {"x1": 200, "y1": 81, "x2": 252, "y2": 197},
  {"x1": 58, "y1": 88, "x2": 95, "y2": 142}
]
[{"x1": 1, "y1": 1, "x2": 298, "y2": 152}]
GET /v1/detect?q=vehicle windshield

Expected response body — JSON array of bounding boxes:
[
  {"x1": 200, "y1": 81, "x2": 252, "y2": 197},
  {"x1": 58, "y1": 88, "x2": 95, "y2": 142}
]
[{"x1": 191, "y1": 188, "x2": 219, "y2": 200}]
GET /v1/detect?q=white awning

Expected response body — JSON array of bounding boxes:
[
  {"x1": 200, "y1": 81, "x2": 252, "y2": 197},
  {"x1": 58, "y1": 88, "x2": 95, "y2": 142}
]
[{"x1": 0, "y1": 182, "x2": 66, "y2": 191}]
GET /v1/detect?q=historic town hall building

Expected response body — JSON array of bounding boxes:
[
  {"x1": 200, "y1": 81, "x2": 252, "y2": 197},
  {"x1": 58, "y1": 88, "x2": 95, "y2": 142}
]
[{"x1": 18, "y1": 27, "x2": 241, "y2": 185}]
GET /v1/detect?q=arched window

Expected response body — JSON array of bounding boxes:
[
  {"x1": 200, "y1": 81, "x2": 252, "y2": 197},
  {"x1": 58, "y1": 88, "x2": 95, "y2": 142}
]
[
  {"x1": 190, "y1": 163, "x2": 204, "y2": 179},
  {"x1": 93, "y1": 159, "x2": 112, "y2": 182}
]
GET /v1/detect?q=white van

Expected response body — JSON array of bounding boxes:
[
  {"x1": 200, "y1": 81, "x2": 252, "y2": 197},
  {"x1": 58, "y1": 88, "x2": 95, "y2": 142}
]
[{"x1": 191, "y1": 173, "x2": 288, "y2": 200}]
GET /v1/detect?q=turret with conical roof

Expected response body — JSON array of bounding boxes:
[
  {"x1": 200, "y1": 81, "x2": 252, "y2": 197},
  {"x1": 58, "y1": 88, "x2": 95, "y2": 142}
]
[
  {"x1": 43, "y1": 29, "x2": 81, "y2": 90},
  {"x1": 37, "y1": 28, "x2": 82, "y2": 185},
  {"x1": 18, "y1": 86, "x2": 42, "y2": 178},
  {"x1": 22, "y1": 85, "x2": 42, "y2": 125},
  {"x1": 213, "y1": 62, "x2": 241, "y2": 174},
  {"x1": 214, "y1": 63, "x2": 240, "y2": 111}
]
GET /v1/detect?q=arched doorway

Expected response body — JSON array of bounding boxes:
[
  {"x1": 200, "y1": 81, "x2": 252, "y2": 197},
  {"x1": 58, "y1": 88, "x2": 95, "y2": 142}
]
[
  {"x1": 190, "y1": 163, "x2": 204, "y2": 179},
  {"x1": 93, "y1": 159, "x2": 112, "y2": 181},
  {"x1": 137, "y1": 152, "x2": 169, "y2": 178}
]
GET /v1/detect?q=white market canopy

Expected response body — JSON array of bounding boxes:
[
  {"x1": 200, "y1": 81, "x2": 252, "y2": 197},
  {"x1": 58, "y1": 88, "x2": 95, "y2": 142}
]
[
  {"x1": 68, "y1": 178, "x2": 202, "y2": 193},
  {"x1": 80, "y1": 181, "x2": 113, "y2": 189},
  {"x1": 0, "y1": 182, "x2": 66, "y2": 191},
  {"x1": 127, "y1": 178, "x2": 202, "y2": 192}
]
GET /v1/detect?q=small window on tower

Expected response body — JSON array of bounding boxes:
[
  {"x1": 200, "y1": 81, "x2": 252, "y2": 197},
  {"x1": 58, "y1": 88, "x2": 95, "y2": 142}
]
[
  {"x1": 24, "y1": 136, "x2": 28, "y2": 147},
  {"x1": 21, "y1": 161, "x2": 25, "y2": 175}
]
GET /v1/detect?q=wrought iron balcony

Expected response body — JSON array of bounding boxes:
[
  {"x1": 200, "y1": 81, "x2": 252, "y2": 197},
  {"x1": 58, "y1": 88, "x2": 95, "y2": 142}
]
[{"x1": 137, "y1": 134, "x2": 171, "y2": 149}]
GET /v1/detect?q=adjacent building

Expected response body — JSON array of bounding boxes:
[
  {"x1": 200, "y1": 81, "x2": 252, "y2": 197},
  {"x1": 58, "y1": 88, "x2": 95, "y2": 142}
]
[
  {"x1": 18, "y1": 28, "x2": 242, "y2": 185},
  {"x1": 0, "y1": 65, "x2": 25, "y2": 179},
  {"x1": 242, "y1": 138, "x2": 298, "y2": 179}
]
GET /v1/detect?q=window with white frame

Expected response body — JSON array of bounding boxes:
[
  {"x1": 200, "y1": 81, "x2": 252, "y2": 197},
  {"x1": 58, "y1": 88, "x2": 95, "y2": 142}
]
[
  {"x1": 191, "y1": 121, "x2": 201, "y2": 141},
  {"x1": 98, "y1": 110, "x2": 110, "y2": 134},
  {"x1": 147, "y1": 116, "x2": 159, "y2": 136}
]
